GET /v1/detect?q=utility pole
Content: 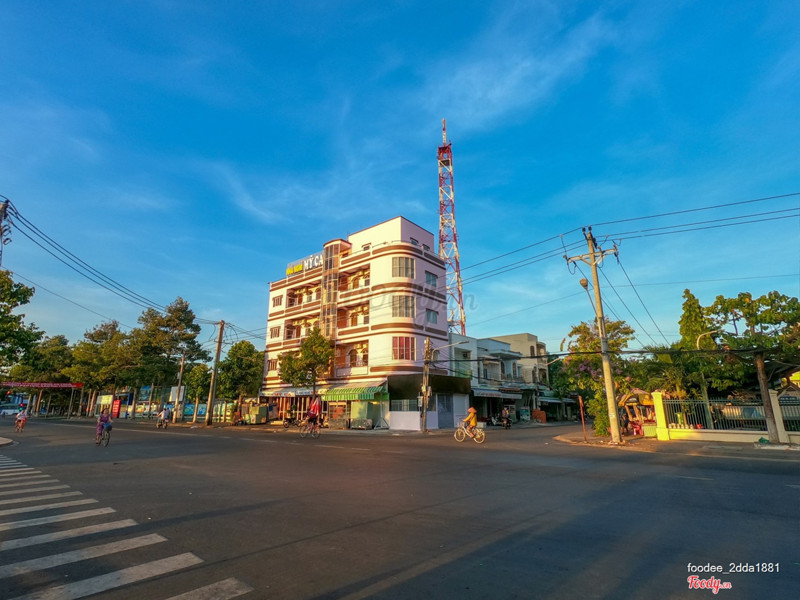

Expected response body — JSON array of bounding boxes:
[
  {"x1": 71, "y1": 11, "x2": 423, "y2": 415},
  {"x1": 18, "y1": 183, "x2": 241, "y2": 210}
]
[
  {"x1": 420, "y1": 338, "x2": 432, "y2": 433},
  {"x1": 567, "y1": 227, "x2": 622, "y2": 444},
  {"x1": 204, "y1": 320, "x2": 224, "y2": 426},
  {"x1": 0, "y1": 197, "x2": 10, "y2": 268},
  {"x1": 173, "y1": 352, "x2": 186, "y2": 424}
]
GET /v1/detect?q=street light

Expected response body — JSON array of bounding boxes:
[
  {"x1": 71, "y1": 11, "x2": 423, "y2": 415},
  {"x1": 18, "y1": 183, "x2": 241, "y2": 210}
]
[
  {"x1": 421, "y1": 338, "x2": 469, "y2": 433},
  {"x1": 696, "y1": 331, "x2": 719, "y2": 429}
]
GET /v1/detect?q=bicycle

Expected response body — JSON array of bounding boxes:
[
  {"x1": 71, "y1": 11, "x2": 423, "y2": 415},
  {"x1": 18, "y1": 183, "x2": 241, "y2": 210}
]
[
  {"x1": 454, "y1": 423, "x2": 486, "y2": 444},
  {"x1": 98, "y1": 423, "x2": 112, "y2": 447},
  {"x1": 15, "y1": 418, "x2": 26, "y2": 433},
  {"x1": 299, "y1": 420, "x2": 320, "y2": 439}
]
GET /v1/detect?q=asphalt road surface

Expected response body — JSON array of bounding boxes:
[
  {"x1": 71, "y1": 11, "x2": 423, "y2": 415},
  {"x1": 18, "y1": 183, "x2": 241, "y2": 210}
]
[{"x1": 1, "y1": 418, "x2": 797, "y2": 599}]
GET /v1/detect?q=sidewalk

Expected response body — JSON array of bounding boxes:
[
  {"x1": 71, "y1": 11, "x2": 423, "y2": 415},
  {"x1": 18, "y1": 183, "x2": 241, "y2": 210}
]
[{"x1": 552, "y1": 423, "x2": 800, "y2": 460}]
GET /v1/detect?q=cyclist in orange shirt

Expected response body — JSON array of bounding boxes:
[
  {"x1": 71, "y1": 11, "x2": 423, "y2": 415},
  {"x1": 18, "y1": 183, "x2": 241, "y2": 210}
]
[{"x1": 463, "y1": 407, "x2": 478, "y2": 437}]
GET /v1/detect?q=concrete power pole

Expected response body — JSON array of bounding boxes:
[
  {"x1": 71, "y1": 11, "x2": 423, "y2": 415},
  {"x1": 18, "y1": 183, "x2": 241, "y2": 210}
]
[
  {"x1": 566, "y1": 228, "x2": 622, "y2": 444},
  {"x1": 172, "y1": 352, "x2": 186, "y2": 424},
  {"x1": 420, "y1": 338, "x2": 432, "y2": 433},
  {"x1": 0, "y1": 198, "x2": 10, "y2": 268},
  {"x1": 204, "y1": 320, "x2": 225, "y2": 426}
]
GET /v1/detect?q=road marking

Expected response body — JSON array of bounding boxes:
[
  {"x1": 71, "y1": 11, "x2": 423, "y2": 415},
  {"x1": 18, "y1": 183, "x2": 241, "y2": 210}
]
[
  {"x1": 670, "y1": 476, "x2": 714, "y2": 481},
  {"x1": 0, "y1": 519, "x2": 138, "y2": 551},
  {"x1": 0, "y1": 533, "x2": 167, "y2": 579},
  {"x1": 0, "y1": 507, "x2": 115, "y2": 531},
  {"x1": 787, "y1": 484, "x2": 800, "y2": 489},
  {"x1": 164, "y1": 577, "x2": 254, "y2": 600},
  {"x1": 0, "y1": 491, "x2": 82, "y2": 506},
  {"x1": 0, "y1": 476, "x2": 54, "y2": 489},
  {"x1": 0, "y1": 469, "x2": 39, "y2": 477},
  {"x1": 0, "y1": 498, "x2": 97, "y2": 517},
  {"x1": 0, "y1": 485, "x2": 69, "y2": 497},
  {"x1": 8, "y1": 552, "x2": 203, "y2": 600}
]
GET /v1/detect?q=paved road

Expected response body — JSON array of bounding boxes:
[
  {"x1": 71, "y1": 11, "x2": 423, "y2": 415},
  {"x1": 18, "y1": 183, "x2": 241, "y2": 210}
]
[{"x1": 0, "y1": 419, "x2": 797, "y2": 599}]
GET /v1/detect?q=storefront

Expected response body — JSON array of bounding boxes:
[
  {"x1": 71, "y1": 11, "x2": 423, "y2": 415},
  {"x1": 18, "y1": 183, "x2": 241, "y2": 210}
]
[
  {"x1": 471, "y1": 387, "x2": 523, "y2": 423},
  {"x1": 324, "y1": 382, "x2": 388, "y2": 429},
  {"x1": 262, "y1": 381, "x2": 389, "y2": 429}
]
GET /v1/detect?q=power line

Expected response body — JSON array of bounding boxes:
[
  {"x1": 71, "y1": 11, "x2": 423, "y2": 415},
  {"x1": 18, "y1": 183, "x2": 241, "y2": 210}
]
[{"x1": 6, "y1": 202, "x2": 166, "y2": 312}]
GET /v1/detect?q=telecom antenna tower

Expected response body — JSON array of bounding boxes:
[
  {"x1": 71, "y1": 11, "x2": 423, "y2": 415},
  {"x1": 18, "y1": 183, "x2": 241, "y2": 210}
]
[{"x1": 437, "y1": 119, "x2": 466, "y2": 335}]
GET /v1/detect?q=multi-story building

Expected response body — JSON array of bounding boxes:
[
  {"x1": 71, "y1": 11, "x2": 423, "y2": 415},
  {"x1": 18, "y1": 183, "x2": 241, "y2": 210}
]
[
  {"x1": 262, "y1": 216, "x2": 469, "y2": 430},
  {"x1": 449, "y1": 334, "x2": 535, "y2": 422},
  {"x1": 491, "y1": 333, "x2": 550, "y2": 389}
]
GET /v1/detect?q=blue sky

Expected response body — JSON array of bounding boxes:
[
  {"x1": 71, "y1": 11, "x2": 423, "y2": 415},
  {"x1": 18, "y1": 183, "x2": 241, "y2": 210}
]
[{"x1": 1, "y1": 1, "x2": 798, "y2": 356}]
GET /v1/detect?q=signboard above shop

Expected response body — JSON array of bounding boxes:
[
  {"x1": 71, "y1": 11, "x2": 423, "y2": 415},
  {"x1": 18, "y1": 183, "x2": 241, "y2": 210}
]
[{"x1": 286, "y1": 251, "x2": 323, "y2": 277}]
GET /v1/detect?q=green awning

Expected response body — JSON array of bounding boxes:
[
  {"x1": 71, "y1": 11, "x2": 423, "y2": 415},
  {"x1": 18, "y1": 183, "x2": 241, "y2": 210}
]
[{"x1": 324, "y1": 385, "x2": 388, "y2": 402}]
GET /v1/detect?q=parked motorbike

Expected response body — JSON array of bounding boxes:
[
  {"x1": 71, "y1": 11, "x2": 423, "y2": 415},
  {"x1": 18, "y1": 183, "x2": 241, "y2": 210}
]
[{"x1": 490, "y1": 414, "x2": 512, "y2": 428}]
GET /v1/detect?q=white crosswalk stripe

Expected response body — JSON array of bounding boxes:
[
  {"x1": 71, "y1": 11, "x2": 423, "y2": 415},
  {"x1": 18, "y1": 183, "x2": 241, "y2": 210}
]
[
  {"x1": 0, "y1": 455, "x2": 253, "y2": 599},
  {"x1": 0, "y1": 533, "x2": 167, "y2": 578},
  {"x1": 0, "y1": 519, "x2": 137, "y2": 551},
  {"x1": 0, "y1": 485, "x2": 70, "y2": 497},
  {"x1": 0, "y1": 507, "x2": 117, "y2": 532},
  {"x1": 164, "y1": 577, "x2": 255, "y2": 599},
  {"x1": 0, "y1": 491, "x2": 82, "y2": 506},
  {"x1": 0, "y1": 475, "x2": 54, "y2": 488}
]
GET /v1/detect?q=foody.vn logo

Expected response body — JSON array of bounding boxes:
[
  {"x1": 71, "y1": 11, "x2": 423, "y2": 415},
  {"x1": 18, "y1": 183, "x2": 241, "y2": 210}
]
[{"x1": 687, "y1": 576, "x2": 732, "y2": 594}]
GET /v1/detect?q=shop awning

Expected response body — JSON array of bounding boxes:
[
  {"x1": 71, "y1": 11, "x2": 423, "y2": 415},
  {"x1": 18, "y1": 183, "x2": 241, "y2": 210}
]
[
  {"x1": 472, "y1": 387, "x2": 503, "y2": 398},
  {"x1": 324, "y1": 383, "x2": 388, "y2": 402},
  {"x1": 262, "y1": 387, "x2": 328, "y2": 398},
  {"x1": 539, "y1": 397, "x2": 563, "y2": 404}
]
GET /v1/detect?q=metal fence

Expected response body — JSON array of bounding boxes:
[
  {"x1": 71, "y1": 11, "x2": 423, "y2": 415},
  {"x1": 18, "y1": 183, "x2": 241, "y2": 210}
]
[
  {"x1": 662, "y1": 398, "x2": 768, "y2": 431},
  {"x1": 780, "y1": 398, "x2": 800, "y2": 432}
]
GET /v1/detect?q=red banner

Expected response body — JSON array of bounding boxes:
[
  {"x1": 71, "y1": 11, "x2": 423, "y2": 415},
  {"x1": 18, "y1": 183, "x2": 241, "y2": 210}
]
[{"x1": 1, "y1": 382, "x2": 83, "y2": 388}]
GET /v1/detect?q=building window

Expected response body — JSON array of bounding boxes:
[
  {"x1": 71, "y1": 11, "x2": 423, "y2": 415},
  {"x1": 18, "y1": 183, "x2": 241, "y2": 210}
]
[
  {"x1": 269, "y1": 326, "x2": 281, "y2": 339},
  {"x1": 267, "y1": 359, "x2": 278, "y2": 371},
  {"x1": 425, "y1": 271, "x2": 438, "y2": 286},
  {"x1": 272, "y1": 296, "x2": 283, "y2": 307},
  {"x1": 392, "y1": 295, "x2": 415, "y2": 318},
  {"x1": 426, "y1": 309, "x2": 438, "y2": 324},
  {"x1": 392, "y1": 257, "x2": 415, "y2": 278},
  {"x1": 410, "y1": 237, "x2": 419, "y2": 246},
  {"x1": 392, "y1": 337, "x2": 416, "y2": 361},
  {"x1": 391, "y1": 398, "x2": 420, "y2": 412}
]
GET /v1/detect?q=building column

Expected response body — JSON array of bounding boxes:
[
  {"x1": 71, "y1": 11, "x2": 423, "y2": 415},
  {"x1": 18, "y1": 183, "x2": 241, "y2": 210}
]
[
  {"x1": 652, "y1": 391, "x2": 671, "y2": 441},
  {"x1": 768, "y1": 390, "x2": 790, "y2": 444}
]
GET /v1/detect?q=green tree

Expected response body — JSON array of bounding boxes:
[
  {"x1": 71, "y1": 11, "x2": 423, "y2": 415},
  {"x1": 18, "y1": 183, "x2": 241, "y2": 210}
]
[
  {"x1": 135, "y1": 298, "x2": 209, "y2": 414},
  {"x1": 218, "y1": 340, "x2": 264, "y2": 410},
  {"x1": 559, "y1": 318, "x2": 635, "y2": 435},
  {"x1": 278, "y1": 326, "x2": 333, "y2": 404},
  {"x1": 63, "y1": 321, "x2": 132, "y2": 414},
  {"x1": 707, "y1": 291, "x2": 800, "y2": 443},
  {"x1": 184, "y1": 363, "x2": 211, "y2": 407},
  {"x1": 0, "y1": 270, "x2": 42, "y2": 369},
  {"x1": 674, "y1": 289, "x2": 746, "y2": 398},
  {"x1": 9, "y1": 334, "x2": 73, "y2": 413}
]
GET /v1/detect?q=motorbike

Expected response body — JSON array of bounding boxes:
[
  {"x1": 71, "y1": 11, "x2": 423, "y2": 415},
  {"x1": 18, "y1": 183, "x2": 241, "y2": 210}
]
[
  {"x1": 157, "y1": 416, "x2": 169, "y2": 429},
  {"x1": 490, "y1": 414, "x2": 512, "y2": 429}
]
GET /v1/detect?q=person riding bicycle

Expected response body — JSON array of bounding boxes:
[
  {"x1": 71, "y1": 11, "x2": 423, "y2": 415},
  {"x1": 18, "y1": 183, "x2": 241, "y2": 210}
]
[
  {"x1": 96, "y1": 408, "x2": 112, "y2": 444},
  {"x1": 15, "y1": 408, "x2": 28, "y2": 430},
  {"x1": 463, "y1": 407, "x2": 478, "y2": 437},
  {"x1": 307, "y1": 396, "x2": 322, "y2": 429}
]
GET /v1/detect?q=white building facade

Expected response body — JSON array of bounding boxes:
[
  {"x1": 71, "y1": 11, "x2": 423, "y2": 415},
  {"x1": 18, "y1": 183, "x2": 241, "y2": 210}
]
[{"x1": 263, "y1": 216, "x2": 469, "y2": 430}]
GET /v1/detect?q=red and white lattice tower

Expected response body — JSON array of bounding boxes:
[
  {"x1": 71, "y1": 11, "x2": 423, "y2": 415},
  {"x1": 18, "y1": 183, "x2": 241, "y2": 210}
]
[{"x1": 437, "y1": 119, "x2": 466, "y2": 335}]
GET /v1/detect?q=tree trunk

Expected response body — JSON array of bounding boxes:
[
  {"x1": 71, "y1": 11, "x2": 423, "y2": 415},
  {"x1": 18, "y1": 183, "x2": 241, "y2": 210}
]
[{"x1": 754, "y1": 351, "x2": 779, "y2": 443}]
